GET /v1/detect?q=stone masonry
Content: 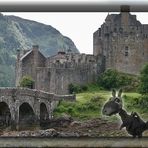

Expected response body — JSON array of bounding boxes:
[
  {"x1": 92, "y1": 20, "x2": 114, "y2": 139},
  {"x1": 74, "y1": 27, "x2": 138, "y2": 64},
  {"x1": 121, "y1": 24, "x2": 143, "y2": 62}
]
[
  {"x1": 93, "y1": 8, "x2": 148, "y2": 75},
  {"x1": 0, "y1": 87, "x2": 75, "y2": 129},
  {"x1": 16, "y1": 45, "x2": 103, "y2": 95}
]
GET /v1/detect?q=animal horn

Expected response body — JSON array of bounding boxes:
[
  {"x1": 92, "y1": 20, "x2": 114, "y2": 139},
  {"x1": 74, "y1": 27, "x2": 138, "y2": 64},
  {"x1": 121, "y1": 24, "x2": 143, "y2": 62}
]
[
  {"x1": 112, "y1": 89, "x2": 116, "y2": 97},
  {"x1": 118, "y1": 89, "x2": 123, "y2": 97}
]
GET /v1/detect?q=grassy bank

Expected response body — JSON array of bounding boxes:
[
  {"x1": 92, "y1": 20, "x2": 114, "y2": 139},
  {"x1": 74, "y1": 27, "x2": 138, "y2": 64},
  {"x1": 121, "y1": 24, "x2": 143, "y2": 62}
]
[{"x1": 53, "y1": 84, "x2": 148, "y2": 121}]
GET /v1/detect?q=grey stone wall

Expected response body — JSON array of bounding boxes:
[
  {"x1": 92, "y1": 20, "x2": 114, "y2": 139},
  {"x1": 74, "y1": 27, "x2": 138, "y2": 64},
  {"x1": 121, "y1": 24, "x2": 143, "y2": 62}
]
[
  {"x1": 36, "y1": 62, "x2": 98, "y2": 95},
  {"x1": 0, "y1": 87, "x2": 75, "y2": 128},
  {"x1": 16, "y1": 46, "x2": 46, "y2": 87},
  {"x1": 93, "y1": 12, "x2": 148, "y2": 75}
]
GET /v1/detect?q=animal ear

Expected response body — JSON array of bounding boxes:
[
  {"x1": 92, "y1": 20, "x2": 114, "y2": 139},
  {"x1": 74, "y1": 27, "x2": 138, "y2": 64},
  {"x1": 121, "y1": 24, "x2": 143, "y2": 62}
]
[
  {"x1": 112, "y1": 89, "x2": 116, "y2": 97},
  {"x1": 118, "y1": 89, "x2": 123, "y2": 97}
]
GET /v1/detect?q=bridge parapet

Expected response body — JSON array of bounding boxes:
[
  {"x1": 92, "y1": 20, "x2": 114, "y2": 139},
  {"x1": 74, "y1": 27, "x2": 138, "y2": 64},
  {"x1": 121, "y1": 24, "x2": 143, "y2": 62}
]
[
  {"x1": 54, "y1": 94, "x2": 76, "y2": 101},
  {"x1": 0, "y1": 87, "x2": 76, "y2": 101}
]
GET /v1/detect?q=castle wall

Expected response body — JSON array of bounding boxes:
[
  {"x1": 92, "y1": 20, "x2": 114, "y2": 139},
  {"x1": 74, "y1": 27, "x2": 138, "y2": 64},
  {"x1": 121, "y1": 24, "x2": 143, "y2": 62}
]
[
  {"x1": 93, "y1": 30, "x2": 102, "y2": 56},
  {"x1": 93, "y1": 12, "x2": 148, "y2": 75},
  {"x1": 46, "y1": 53, "x2": 97, "y2": 66},
  {"x1": 16, "y1": 46, "x2": 46, "y2": 88},
  {"x1": 36, "y1": 63, "x2": 98, "y2": 95}
]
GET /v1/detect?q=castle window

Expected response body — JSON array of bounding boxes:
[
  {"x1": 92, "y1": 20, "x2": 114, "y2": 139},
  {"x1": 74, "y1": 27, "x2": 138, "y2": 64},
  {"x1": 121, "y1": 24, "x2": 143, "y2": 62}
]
[
  {"x1": 125, "y1": 46, "x2": 128, "y2": 56},
  {"x1": 114, "y1": 28, "x2": 117, "y2": 32},
  {"x1": 106, "y1": 26, "x2": 109, "y2": 32},
  {"x1": 119, "y1": 27, "x2": 123, "y2": 33}
]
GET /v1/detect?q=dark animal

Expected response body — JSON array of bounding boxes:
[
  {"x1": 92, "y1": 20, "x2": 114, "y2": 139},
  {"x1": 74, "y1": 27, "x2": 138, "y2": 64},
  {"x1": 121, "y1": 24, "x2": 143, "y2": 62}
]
[{"x1": 102, "y1": 89, "x2": 148, "y2": 138}]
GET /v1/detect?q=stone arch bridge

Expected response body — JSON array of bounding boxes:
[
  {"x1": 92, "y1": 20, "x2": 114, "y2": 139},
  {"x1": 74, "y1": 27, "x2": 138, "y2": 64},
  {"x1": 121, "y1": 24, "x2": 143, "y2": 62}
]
[{"x1": 0, "y1": 88, "x2": 75, "y2": 129}]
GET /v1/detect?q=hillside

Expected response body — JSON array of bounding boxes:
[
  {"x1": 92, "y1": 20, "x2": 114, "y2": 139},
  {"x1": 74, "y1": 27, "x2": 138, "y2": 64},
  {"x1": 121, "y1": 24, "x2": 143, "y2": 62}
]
[{"x1": 0, "y1": 13, "x2": 79, "y2": 87}]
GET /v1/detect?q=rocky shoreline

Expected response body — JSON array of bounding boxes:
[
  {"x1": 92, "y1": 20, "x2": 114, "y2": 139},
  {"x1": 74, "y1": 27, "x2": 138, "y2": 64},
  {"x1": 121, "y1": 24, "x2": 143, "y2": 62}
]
[{"x1": 0, "y1": 117, "x2": 148, "y2": 137}]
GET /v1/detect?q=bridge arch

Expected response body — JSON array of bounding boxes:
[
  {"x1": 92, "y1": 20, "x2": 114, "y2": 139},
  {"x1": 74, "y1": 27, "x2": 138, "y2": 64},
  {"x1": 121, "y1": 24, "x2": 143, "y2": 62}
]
[
  {"x1": 40, "y1": 102, "x2": 49, "y2": 121},
  {"x1": 0, "y1": 101, "x2": 11, "y2": 127},
  {"x1": 19, "y1": 102, "x2": 36, "y2": 125}
]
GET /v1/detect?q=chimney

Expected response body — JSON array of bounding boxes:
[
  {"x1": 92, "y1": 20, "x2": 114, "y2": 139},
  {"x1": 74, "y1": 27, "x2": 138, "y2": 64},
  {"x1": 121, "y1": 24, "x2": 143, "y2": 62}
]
[
  {"x1": 32, "y1": 45, "x2": 39, "y2": 89},
  {"x1": 17, "y1": 49, "x2": 20, "y2": 61},
  {"x1": 120, "y1": 5, "x2": 130, "y2": 30},
  {"x1": 32, "y1": 45, "x2": 39, "y2": 51},
  {"x1": 120, "y1": 5, "x2": 130, "y2": 12}
]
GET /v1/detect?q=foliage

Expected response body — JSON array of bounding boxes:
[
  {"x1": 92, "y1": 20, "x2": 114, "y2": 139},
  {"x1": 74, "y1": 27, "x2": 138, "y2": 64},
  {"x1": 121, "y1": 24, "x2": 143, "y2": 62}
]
[
  {"x1": 0, "y1": 65, "x2": 15, "y2": 87},
  {"x1": 123, "y1": 94, "x2": 148, "y2": 114},
  {"x1": 54, "y1": 95, "x2": 104, "y2": 120},
  {"x1": 68, "y1": 83, "x2": 88, "y2": 94},
  {"x1": 138, "y1": 63, "x2": 148, "y2": 95},
  {"x1": 98, "y1": 69, "x2": 138, "y2": 90},
  {"x1": 54, "y1": 82, "x2": 148, "y2": 120},
  {"x1": 19, "y1": 76, "x2": 34, "y2": 89}
]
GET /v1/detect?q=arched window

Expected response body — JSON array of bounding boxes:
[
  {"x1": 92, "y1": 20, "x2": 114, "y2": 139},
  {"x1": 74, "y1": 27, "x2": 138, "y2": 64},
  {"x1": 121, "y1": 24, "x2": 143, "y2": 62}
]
[{"x1": 125, "y1": 46, "x2": 129, "y2": 56}]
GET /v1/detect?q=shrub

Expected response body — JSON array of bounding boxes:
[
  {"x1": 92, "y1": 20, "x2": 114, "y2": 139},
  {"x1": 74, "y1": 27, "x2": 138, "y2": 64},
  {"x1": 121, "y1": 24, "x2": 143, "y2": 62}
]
[
  {"x1": 98, "y1": 69, "x2": 137, "y2": 90},
  {"x1": 19, "y1": 75, "x2": 34, "y2": 89},
  {"x1": 138, "y1": 63, "x2": 148, "y2": 95},
  {"x1": 81, "y1": 85, "x2": 88, "y2": 91},
  {"x1": 139, "y1": 95, "x2": 148, "y2": 108},
  {"x1": 54, "y1": 105, "x2": 67, "y2": 113},
  {"x1": 68, "y1": 83, "x2": 88, "y2": 94},
  {"x1": 67, "y1": 107, "x2": 76, "y2": 116}
]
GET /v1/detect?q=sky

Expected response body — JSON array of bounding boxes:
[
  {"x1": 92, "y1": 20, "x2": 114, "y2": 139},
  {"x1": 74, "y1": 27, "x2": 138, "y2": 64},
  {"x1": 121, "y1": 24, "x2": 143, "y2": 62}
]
[{"x1": 2, "y1": 12, "x2": 148, "y2": 54}]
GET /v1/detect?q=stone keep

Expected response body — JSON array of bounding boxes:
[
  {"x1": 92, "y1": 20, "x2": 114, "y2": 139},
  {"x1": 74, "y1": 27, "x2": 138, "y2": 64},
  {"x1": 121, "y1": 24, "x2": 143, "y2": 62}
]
[{"x1": 93, "y1": 11, "x2": 148, "y2": 75}]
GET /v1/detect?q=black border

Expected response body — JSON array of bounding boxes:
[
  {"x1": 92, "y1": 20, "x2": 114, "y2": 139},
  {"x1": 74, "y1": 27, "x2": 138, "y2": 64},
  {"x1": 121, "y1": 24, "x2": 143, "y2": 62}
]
[
  {"x1": 0, "y1": 0, "x2": 148, "y2": 147},
  {"x1": 0, "y1": 1, "x2": 148, "y2": 12}
]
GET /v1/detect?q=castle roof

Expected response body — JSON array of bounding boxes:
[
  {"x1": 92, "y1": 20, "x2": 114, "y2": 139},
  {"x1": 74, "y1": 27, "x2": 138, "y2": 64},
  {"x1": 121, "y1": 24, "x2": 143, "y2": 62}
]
[{"x1": 20, "y1": 50, "x2": 32, "y2": 61}]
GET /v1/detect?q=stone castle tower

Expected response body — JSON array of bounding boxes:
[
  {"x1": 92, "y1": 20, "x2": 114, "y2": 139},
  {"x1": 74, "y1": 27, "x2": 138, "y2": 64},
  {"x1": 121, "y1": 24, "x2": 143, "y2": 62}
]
[{"x1": 93, "y1": 7, "x2": 148, "y2": 75}]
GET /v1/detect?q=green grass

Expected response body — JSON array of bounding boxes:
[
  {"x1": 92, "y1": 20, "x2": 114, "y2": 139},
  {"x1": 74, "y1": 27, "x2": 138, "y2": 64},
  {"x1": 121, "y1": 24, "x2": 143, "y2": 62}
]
[{"x1": 53, "y1": 84, "x2": 148, "y2": 121}]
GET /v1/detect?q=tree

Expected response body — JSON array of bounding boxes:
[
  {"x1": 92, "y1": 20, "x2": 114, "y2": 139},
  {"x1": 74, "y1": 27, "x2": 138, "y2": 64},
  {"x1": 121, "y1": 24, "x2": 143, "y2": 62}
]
[
  {"x1": 97, "y1": 69, "x2": 134, "y2": 90},
  {"x1": 19, "y1": 76, "x2": 34, "y2": 89},
  {"x1": 138, "y1": 64, "x2": 148, "y2": 95}
]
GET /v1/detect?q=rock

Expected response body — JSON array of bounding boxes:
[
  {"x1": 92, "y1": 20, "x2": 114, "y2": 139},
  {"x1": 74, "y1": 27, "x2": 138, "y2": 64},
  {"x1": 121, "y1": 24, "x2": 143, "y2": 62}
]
[
  {"x1": 18, "y1": 131, "x2": 31, "y2": 137},
  {"x1": 70, "y1": 121, "x2": 81, "y2": 127},
  {"x1": 58, "y1": 132, "x2": 80, "y2": 137},
  {"x1": 40, "y1": 129, "x2": 58, "y2": 137},
  {"x1": 49, "y1": 115, "x2": 73, "y2": 127},
  {"x1": 82, "y1": 133, "x2": 91, "y2": 137}
]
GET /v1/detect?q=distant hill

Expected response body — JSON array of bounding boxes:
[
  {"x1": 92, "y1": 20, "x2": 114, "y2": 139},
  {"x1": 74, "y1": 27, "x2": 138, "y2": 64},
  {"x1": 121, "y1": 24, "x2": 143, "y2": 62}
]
[{"x1": 0, "y1": 13, "x2": 79, "y2": 87}]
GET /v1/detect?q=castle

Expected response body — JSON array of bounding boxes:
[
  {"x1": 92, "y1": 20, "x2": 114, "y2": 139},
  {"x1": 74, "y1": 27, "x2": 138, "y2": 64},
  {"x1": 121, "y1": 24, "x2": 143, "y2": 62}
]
[
  {"x1": 16, "y1": 10, "x2": 148, "y2": 95},
  {"x1": 93, "y1": 9, "x2": 148, "y2": 74},
  {"x1": 15, "y1": 45, "x2": 104, "y2": 95}
]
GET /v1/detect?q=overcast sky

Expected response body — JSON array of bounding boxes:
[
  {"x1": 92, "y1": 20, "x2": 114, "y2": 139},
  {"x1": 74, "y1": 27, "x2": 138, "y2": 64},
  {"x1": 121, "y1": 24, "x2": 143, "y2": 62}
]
[{"x1": 2, "y1": 12, "x2": 148, "y2": 54}]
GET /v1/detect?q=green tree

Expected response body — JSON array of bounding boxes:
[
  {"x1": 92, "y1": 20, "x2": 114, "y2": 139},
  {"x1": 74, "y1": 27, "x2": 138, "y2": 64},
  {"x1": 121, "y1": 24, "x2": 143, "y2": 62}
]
[
  {"x1": 98, "y1": 69, "x2": 133, "y2": 90},
  {"x1": 19, "y1": 76, "x2": 34, "y2": 89},
  {"x1": 138, "y1": 64, "x2": 148, "y2": 95}
]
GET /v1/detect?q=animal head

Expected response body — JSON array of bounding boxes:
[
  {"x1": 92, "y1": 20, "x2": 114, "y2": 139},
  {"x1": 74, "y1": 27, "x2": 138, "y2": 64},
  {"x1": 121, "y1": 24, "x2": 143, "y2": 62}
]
[{"x1": 102, "y1": 89, "x2": 123, "y2": 116}]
